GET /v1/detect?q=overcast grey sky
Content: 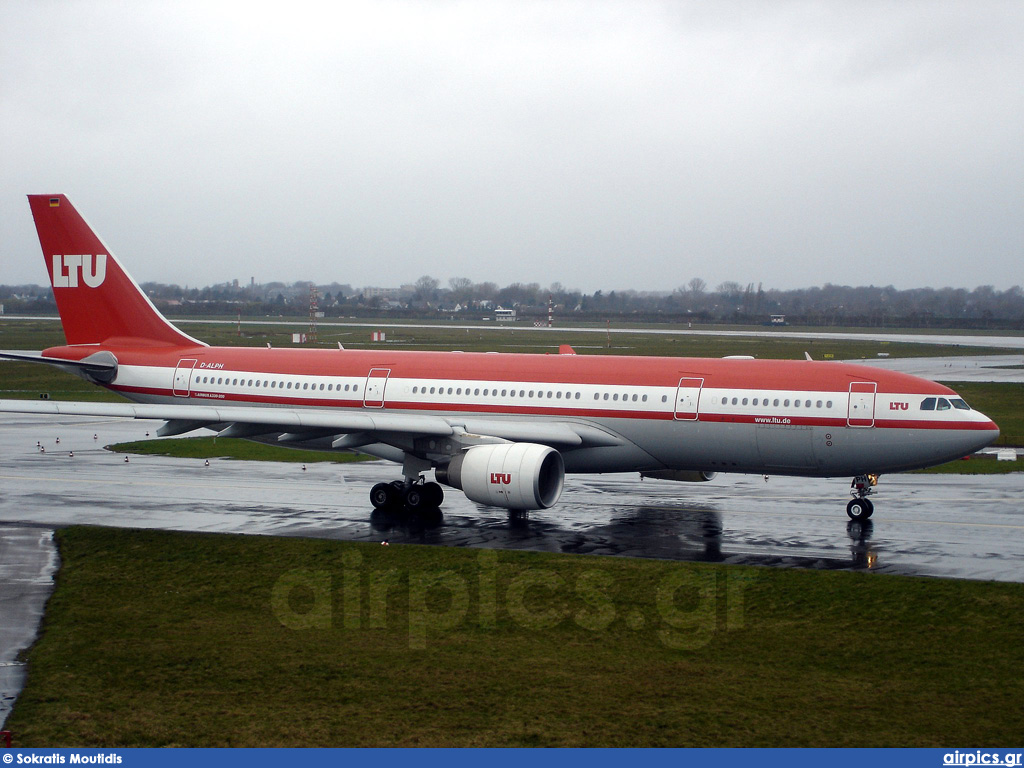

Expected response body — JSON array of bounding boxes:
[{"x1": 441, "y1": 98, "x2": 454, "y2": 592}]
[{"x1": 2, "y1": 0, "x2": 1021, "y2": 292}]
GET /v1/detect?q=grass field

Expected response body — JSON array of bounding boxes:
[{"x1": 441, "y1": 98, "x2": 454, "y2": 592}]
[
  {"x1": 8, "y1": 527, "x2": 1024, "y2": 747},
  {"x1": 911, "y1": 454, "x2": 1021, "y2": 474},
  {"x1": 3, "y1": 316, "x2": 1020, "y2": 359},
  {"x1": 107, "y1": 437, "x2": 375, "y2": 464}
]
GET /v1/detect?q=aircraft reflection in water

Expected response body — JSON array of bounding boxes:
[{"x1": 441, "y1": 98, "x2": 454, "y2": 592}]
[
  {"x1": 363, "y1": 501, "x2": 879, "y2": 572},
  {"x1": 847, "y1": 521, "x2": 878, "y2": 569}
]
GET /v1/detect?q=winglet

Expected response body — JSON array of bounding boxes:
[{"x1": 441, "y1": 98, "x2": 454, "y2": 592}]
[{"x1": 559, "y1": 345, "x2": 577, "y2": 355}]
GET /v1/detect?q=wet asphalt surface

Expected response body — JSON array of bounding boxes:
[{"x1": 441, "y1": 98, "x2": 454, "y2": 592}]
[
  {"x1": 0, "y1": 526, "x2": 57, "y2": 728},
  {"x1": 1, "y1": 413, "x2": 1021, "y2": 581},
  {"x1": 1, "y1": 413, "x2": 1023, "y2": 726}
]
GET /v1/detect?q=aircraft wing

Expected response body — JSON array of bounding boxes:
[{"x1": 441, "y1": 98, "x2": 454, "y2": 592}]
[{"x1": 0, "y1": 399, "x2": 622, "y2": 449}]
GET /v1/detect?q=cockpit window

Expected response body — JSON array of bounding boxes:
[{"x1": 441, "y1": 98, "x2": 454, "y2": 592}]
[
  {"x1": 921, "y1": 397, "x2": 936, "y2": 411},
  {"x1": 950, "y1": 398, "x2": 971, "y2": 410},
  {"x1": 936, "y1": 398, "x2": 951, "y2": 411}
]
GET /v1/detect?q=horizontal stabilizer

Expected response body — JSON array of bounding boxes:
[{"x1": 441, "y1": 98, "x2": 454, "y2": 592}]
[{"x1": 0, "y1": 350, "x2": 118, "y2": 382}]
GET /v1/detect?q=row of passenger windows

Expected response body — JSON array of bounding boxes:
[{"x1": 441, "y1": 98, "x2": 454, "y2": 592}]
[
  {"x1": 196, "y1": 375, "x2": 359, "y2": 394},
  {"x1": 410, "y1": 385, "x2": 666, "y2": 404},
  {"x1": 406, "y1": 386, "x2": 835, "y2": 409},
  {"x1": 716, "y1": 395, "x2": 834, "y2": 409},
  {"x1": 412, "y1": 385, "x2": 592, "y2": 401},
  {"x1": 195, "y1": 374, "x2": 845, "y2": 411},
  {"x1": 195, "y1": 376, "x2": 969, "y2": 416}
]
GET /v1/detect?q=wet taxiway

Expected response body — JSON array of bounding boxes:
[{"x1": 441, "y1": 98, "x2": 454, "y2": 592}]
[
  {"x1": 851, "y1": 354, "x2": 1024, "y2": 383},
  {"x1": 1, "y1": 414, "x2": 1022, "y2": 583},
  {"x1": 0, "y1": 526, "x2": 57, "y2": 728}
]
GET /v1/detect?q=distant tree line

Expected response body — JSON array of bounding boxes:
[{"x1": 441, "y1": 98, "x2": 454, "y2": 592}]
[{"x1": 3, "y1": 278, "x2": 1024, "y2": 330}]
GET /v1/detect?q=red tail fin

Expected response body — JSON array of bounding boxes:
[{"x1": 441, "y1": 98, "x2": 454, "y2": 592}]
[{"x1": 28, "y1": 195, "x2": 205, "y2": 348}]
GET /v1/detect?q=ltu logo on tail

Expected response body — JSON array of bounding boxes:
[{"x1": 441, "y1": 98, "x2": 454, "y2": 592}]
[{"x1": 51, "y1": 254, "x2": 107, "y2": 288}]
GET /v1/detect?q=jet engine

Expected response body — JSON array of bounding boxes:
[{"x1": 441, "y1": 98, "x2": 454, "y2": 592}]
[
  {"x1": 640, "y1": 469, "x2": 717, "y2": 482},
  {"x1": 437, "y1": 443, "x2": 565, "y2": 510}
]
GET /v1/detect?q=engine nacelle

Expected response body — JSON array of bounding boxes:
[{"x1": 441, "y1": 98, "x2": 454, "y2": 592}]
[
  {"x1": 640, "y1": 469, "x2": 717, "y2": 482},
  {"x1": 437, "y1": 443, "x2": 565, "y2": 510}
]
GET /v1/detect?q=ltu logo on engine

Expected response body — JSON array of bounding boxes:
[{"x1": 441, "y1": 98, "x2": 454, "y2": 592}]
[
  {"x1": 490, "y1": 473, "x2": 512, "y2": 485},
  {"x1": 51, "y1": 254, "x2": 107, "y2": 288}
]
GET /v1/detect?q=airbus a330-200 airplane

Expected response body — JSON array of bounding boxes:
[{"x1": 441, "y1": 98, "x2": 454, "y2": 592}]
[{"x1": 0, "y1": 195, "x2": 1001, "y2": 521}]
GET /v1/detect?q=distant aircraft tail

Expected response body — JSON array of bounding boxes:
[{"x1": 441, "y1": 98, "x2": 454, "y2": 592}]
[{"x1": 27, "y1": 195, "x2": 204, "y2": 348}]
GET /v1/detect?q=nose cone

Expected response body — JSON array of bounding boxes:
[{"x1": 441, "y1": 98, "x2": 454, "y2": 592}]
[{"x1": 968, "y1": 411, "x2": 1000, "y2": 453}]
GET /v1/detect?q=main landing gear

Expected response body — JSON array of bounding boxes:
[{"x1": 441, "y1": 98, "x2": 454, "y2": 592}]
[
  {"x1": 847, "y1": 473, "x2": 879, "y2": 521},
  {"x1": 370, "y1": 479, "x2": 445, "y2": 511}
]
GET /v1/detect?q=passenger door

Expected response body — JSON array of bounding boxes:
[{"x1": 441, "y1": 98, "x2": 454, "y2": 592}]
[
  {"x1": 363, "y1": 368, "x2": 390, "y2": 408},
  {"x1": 847, "y1": 382, "x2": 877, "y2": 427},
  {"x1": 674, "y1": 377, "x2": 704, "y2": 421},
  {"x1": 172, "y1": 359, "x2": 197, "y2": 397}
]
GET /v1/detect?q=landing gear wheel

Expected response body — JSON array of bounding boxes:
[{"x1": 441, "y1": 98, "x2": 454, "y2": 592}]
[
  {"x1": 423, "y1": 482, "x2": 444, "y2": 508},
  {"x1": 403, "y1": 485, "x2": 427, "y2": 511},
  {"x1": 846, "y1": 498, "x2": 874, "y2": 521},
  {"x1": 404, "y1": 482, "x2": 444, "y2": 510},
  {"x1": 370, "y1": 482, "x2": 399, "y2": 510}
]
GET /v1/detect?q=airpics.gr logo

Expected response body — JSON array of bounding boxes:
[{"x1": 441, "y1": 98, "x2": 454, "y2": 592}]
[{"x1": 51, "y1": 254, "x2": 107, "y2": 288}]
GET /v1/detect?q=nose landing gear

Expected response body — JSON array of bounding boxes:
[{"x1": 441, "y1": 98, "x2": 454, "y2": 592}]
[{"x1": 847, "y1": 474, "x2": 878, "y2": 521}]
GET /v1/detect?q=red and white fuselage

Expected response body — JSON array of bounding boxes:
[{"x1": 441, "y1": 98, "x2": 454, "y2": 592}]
[
  {"x1": 87, "y1": 344, "x2": 997, "y2": 478},
  {"x1": 0, "y1": 195, "x2": 1000, "y2": 516}
]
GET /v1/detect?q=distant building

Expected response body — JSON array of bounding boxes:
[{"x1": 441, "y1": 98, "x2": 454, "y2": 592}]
[
  {"x1": 494, "y1": 307, "x2": 517, "y2": 322},
  {"x1": 362, "y1": 286, "x2": 401, "y2": 300},
  {"x1": 770, "y1": 314, "x2": 786, "y2": 325}
]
